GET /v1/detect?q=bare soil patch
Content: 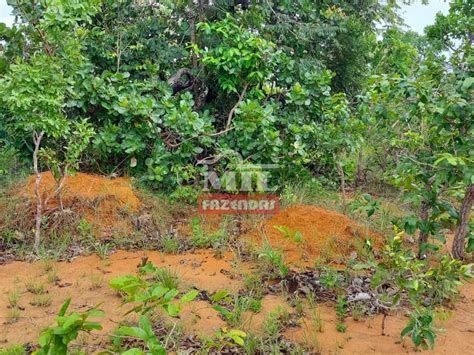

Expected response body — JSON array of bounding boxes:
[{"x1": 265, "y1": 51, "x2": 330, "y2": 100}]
[{"x1": 0, "y1": 250, "x2": 473, "y2": 354}]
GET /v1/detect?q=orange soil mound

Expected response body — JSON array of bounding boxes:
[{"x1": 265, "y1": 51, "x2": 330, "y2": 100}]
[
  {"x1": 260, "y1": 205, "x2": 380, "y2": 266},
  {"x1": 23, "y1": 171, "x2": 140, "y2": 238}
]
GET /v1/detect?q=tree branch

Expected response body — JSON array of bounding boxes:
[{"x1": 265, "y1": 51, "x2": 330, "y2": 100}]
[{"x1": 226, "y1": 82, "x2": 249, "y2": 130}]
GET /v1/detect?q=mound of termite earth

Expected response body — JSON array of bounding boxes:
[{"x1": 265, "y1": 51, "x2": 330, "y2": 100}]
[
  {"x1": 259, "y1": 205, "x2": 379, "y2": 267},
  {"x1": 23, "y1": 171, "x2": 140, "y2": 238}
]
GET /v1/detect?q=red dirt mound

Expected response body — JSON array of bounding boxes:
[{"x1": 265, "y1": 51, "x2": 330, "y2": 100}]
[
  {"x1": 258, "y1": 205, "x2": 380, "y2": 267},
  {"x1": 23, "y1": 171, "x2": 140, "y2": 238}
]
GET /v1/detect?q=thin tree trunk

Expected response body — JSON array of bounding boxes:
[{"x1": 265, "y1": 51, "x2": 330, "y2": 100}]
[
  {"x1": 33, "y1": 131, "x2": 45, "y2": 255},
  {"x1": 188, "y1": 0, "x2": 198, "y2": 69},
  {"x1": 197, "y1": 0, "x2": 206, "y2": 21},
  {"x1": 116, "y1": 31, "x2": 122, "y2": 72},
  {"x1": 418, "y1": 199, "x2": 430, "y2": 258},
  {"x1": 418, "y1": 176, "x2": 436, "y2": 258},
  {"x1": 336, "y1": 160, "x2": 346, "y2": 213},
  {"x1": 44, "y1": 163, "x2": 71, "y2": 213},
  {"x1": 54, "y1": 168, "x2": 69, "y2": 212},
  {"x1": 452, "y1": 183, "x2": 474, "y2": 259},
  {"x1": 355, "y1": 149, "x2": 364, "y2": 188}
]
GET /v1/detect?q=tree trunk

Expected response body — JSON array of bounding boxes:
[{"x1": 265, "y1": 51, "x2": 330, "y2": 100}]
[
  {"x1": 197, "y1": 0, "x2": 207, "y2": 21},
  {"x1": 418, "y1": 176, "x2": 436, "y2": 258},
  {"x1": 54, "y1": 166, "x2": 70, "y2": 213},
  {"x1": 418, "y1": 199, "x2": 430, "y2": 258},
  {"x1": 33, "y1": 131, "x2": 45, "y2": 255},
  {"x1": 355, "y1": 149, "x2": 364, "y2": 188},
  {"x1": 336, "y1": 161, "x2": 346, "y2": 213},
  {"x1": 452, "y1": 183, "x2": 474, "y2": 260},
  {"x1": 188, "y1": 0, "x2": 198, "y2": 69}
]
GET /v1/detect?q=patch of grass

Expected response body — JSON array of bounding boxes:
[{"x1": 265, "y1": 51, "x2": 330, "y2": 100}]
[
  {"x1": 307, "y1": 292, "x2": 324, "y2": 332},
  {"x1": 213, "y1": 294, "x2": 256, "y2": 328},
  {"x1": 6, "y1": 307, "x2": 21, "y2": 324},
  {"x1": 280, "y1": 181, "x2": 340, "y2": 210},
  {"x1": 38, "y1": 232, "x2": 75, "y2": 260},
  {"x1": 169, "y1": 185, "x2": 199, "y2": 204},
  {"x1": 336, "y1": 322, "x2": 347, "y2": 333},
  {"x1": 335, "y1": 295, "x2": 348, "y2": 332},
  {"x1": 246, "y1": 297, "x2": 262, "y2": 313},
  {"x1": 77, "y1": 218, "x2": 94, "y2": 239},
  {"x1": 89, "y1": 274, "x2": 105, "y2": 290},
  {"x1": 47, "y1": 268, "x2": 60, "y2": 284},
  {"x1": 7, "y1": 289, "x2": 20, "y2": 308},
  {"x1": 352, "y1": 302, "x2": 366, "y2": 322},
  {"x1": 190, "y1": 217, "x2": 227, "y2": 250},
  {"x1": 0, "y1": 344, "x2": 26, "y2": 355},
  {"x1": 243, "y1": 273, "x2": 265, "y2": 299},
  {"x1": 262, "y1": 307, "x2": 290, "y2": 339},
  {"x1": 257, "y1": 243, "x2": 288, "y2": 278},
  {"x1": 41, "y1": 258, "x2": 55, "y2": 273},
  {"x1": 95, "y1": 242, "x2": 111, "y2": 260},
  {"x1": 30, "y1": 294, "x2": 52, "y2": 307},
  {"x1": 162, "y1": 235, "x2": 180, "y2": 254},
  {"x1": 25, "y1": 280, "x2": 46, "y2": 295},
  {"x1": 318, "y1": 266, "x2": 341, "y2": 290},
  {"x1": 291, "y1": 295, "x2": 304, "y2": 315},
  {"x1": 318, "y1": 234, "x2": 352, "y2": 263},
  {"x1": 153, "y1": 267, "x2": 180, "y2": 290}
]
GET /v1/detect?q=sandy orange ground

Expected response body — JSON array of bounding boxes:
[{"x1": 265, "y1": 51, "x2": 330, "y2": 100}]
[{"x1": 0, "y1": 250, "x2": 473, "y2": 354}]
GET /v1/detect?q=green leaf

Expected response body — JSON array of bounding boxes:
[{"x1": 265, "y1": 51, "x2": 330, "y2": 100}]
[
  {"x1": 213, "y1": 305, "x2": 232, "y2": 319},
  {"x1": 82, "y1": 321, "x2": 103, "y2": 331},
  {"x1": 401, "y1": 325, "x2": 413, "y2": 338},
  {"x1": 121, "y1": 349, "x2": 146, "y2": 355},
  {"x1": 462, "y1": 77, "x2": 474, "y2": 90},
  {"x1": 163, "y1": 289, "x2": 179, "y2": 302},
  {"x1": 58, "y1": 298, "x2": 72, "y2": 317},
  {"x1": 424, "y1": 330, "x2": 436, "y2": 348},
  {"x1": 180, "y1": 290, "x2": 199, "y2": 303},
  {"x1": 62, "y1": 313, "x2": 81, "y2": 330},
  {"x1": 140, "y1": 262, "x2": 158, "y2": 274},
  {"x1": 117, "y1": 326, "x2": 148, "y2": 340},
  {"x1": 211, "y1": 290, "x2": 229, "y2": 302},
  {"x1": 138, "y1": 315, "x2": 154, "y2": 336},
  {"x1": 165, "y1": 303, "x2": 181, "y2": 317}
]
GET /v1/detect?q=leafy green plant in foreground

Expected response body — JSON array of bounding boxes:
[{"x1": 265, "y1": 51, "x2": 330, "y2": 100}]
[
  {"x1": 203, "y1": 328, "x2": 247, "y2": 352},
  {"x1": 401, "y1": 306, "x2": 437, "y2": 350},
  {"x1": 212, "y1": 291, "x2": 261, "y2": 328},
  {"x1": 114, "y1": 315, "x2": 166, "y2": 355},
  {"x1": 33, "y1": 298, "x2": 103, "y2": 355},
  {"x1": 257, "y1": 243, "x2": 289, "y2": 278},
  {"x1": 109, "y1": 262, "x2": 198, "y2": 353},
  {"x1": 109, "y1": 268, "x2": 197, "y2": 316}
]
